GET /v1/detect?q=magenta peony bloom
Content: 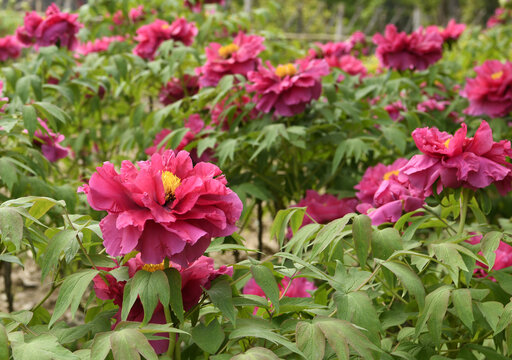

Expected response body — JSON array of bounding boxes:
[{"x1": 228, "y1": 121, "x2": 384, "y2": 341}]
[
  {"x1": 133, "y1": 18, "x2": 197, "y2": 60},
  {"x1": 487, "y1": 8, "x2": 509, "y2": 28},
  {"x1": 0, "y1": 36, "x2": 22, "y2": 62},
  {"x1": 417, "y1": 98, "x2": 450, "y2": 112},
  {"x1": 399, "y1": 121, "x2": 512, "y2": 197},
  {"x1": 79, "y1": 150, "x2": 242, "y2": 265},
  {"x1": 331, "y1": 55, "x2": 367, "y2": 81},
  {"x1": 355, "y1": 158, "x2": 424, "y2": 225},
  {"x1": 158, "y1": 75, "x2": 199, "y2": 105},
  {"x1": 426, "y1": 19, "x2": 465, "y2": 42},
  {"x1": 197, "y1": 32, "x2": 265, "y2": 87},
  {"x1": 75, "y1": 36, "x2": 125, "y2": 56},
  {"x1": 93, "y1": 254, "x2": 231, "y2": 354},
  {"x1": 461, "y1": 60, "x2": 512, "y2": 118},
  {"x1": 185, "y1": 0, "x2": 225, "y2": 13},
  {"x1": 129, "y1": 5, "x2": 145, "y2": 22},
  {"x1": 247, "y1": 58, "x2": 329, "y2": 117},
  {"x1": 17, "y1": 4, "x2": 82, "y2": 50},
  {"x1": 385, "y1": 100, "x2": 406, "y2": 121},
  {"x1": 373, "y1": 24, "x2": 443, "y2": 71},
  {"x1": 33, "y1": 119, "x2": 69, "y2": 162},
  {"x1": 309, "y1": 41, "x2": 353, "y2": 61},
  {"x1": 349, "y1": 31, "x2": 367, "y2": 48},
  {"x1": 145, "y1": 114, "x2": 214, "y2": 163},
  {"x1": 292, "y1": 190, "x2": 357, "y2": 228},
  {"x1": 243, "y1": 276, "x2": 316, "y2": 300}
]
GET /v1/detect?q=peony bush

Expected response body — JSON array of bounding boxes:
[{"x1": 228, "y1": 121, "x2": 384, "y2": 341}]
[{"x1": 2, "y1": 1, "x2": 512, "y2": 359}]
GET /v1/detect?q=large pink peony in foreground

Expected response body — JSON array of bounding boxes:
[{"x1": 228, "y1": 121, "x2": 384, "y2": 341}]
[
  {"x1": 461, "y1": 60, "x2": 512, "y2": 118},
  {"x1": 93, "y1": 254, "x2": 231, "y2": 354},
  {"x1": 399, "y1": 121, "x2": 512, "y2": 197},
  {"x1": 16, "y1": 4, "x2": 82, "y2": 50},
  {"x1": 197, "y1": 32, "x2": 265, "y2": 87},
  {"x1": 373, "y1": 24, "x2": 443, "y2": 71},
  {"x1": 79, "y1": 150, "x2": 242, "y2": 265},
  {"x1": 247, "y1": 58, "x2": 329, "y2": 117},
  {"x1": 134, "y1": 18, "x2": 197, "y2": 60}
]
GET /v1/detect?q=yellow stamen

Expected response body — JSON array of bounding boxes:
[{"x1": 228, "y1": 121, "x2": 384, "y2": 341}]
[
  {"x1": 275, "y1": 63, "x2": 297, "y2": 78},
  {"x1": 218, "y1": 43, "x2": 239, "y2": 58},
  {"x1": 383, "y1": 170, "x2": 399, "y2": 181},
  {"x1": 142, "y1": 261, "x2": 166, "y2": 272},
  {"x1": 444, "y1": 138, "x2": 451, "y2": 148},
  {"x1": 491, "y1": 71, "x2": 503, "y2": 80},
  {"x1": 161, "y1": 24, "x2": 170, "y2": 29},
  {"x1": 162, "y1": 171, "x2": 181, "y2": 202}
]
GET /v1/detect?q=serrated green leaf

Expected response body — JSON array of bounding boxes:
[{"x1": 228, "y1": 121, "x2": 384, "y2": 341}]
[
  {"x1": 296, "y1": 321, "x2": 325, "y2": 360},
  {"x1": 11, "y1": 333, "x2": 79, "y2": 360},
  {"x1": 110, "y1": 328, "x2": 158, "y2": 360},
  {"x1": 415, "y1": 285, "x2": 452, "y2": 346}
]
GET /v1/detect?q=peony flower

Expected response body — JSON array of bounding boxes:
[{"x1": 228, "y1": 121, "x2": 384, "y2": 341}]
[
  {"x1": 461, "y1": 60, "x2": 512, "y2": 118},
  {"x1": 487, "y1": 8, "x2": 509, "y2": 28},
  {"x1": 145, "y1": 114, "x2": 215, "y2": 163},
  {"x1": 79, "y1": 149, "x2": 242, "y2": 265},
  {"x1": 331, "y1": 55, "x2": 367, "y2": 81},
  {"x1": 158, "y1": 75, "x2": 199, "y2": 105},
  {"x1": 0, "y1": 36, "x2": 22, "y2": 62},
  {"x1": 416, "y1": 98, "x2": 450, "y2": 112},
  {"x1": 133, "y1": 18, "x2": 197, "y2": 60},
  {"x1": 291, "y1": 190, "x2": 357, "y2": 229},
  {"x1": 247, "y1": 58, "x2": 329, "y2": 117},
  {"x1": 129, "y1": 5, "x2": 145, "y2": 22},
  {"x1": 355, "y1": 158, "x2": 424, "y2": 225},
  {"x1": 243, "y1": 276, "x2": 316, "y2": 301},
  {"x1": 197, "y1": 32, "x2": 265, "y2": 87},
  {"x1": 373, "y1": 24, "x2": 443, "y2": 71},
  {"x1": 75, "y1": 36, "x2": 125, "y2": 56},
  {"x1": 112, "y1": 10, "x2": 124, "y2": 25},
  {"x1": 185, "y1": 0, "x2": 225, "y2": 13},
  {"x1": 211, "y1": 92, "x2": 259, "y2": 131},
  {"x1": 385, "y1": 100, "x2": 406, "y2": 121},
  {"x1": 399, "y1": 121, "x2": 512, "y2": 197},
  {"x1": 16, "y1": 4, "x2": 82, "y2": 50},
  {"x1": 426, "y1": 19, "x2": 465, "y2": 43},
  {"x1": 33, "y1": 119, "x2": 69, "y2": 162},
  {"x1": 309, "y1": 41, "x2": 353, "y2": 61},
  {"x1": 93, "y1": 254, "x2": 231, "y2": 354},
  {"x1": 468, "y1": 234, "x2": 512, "y2": 278}
]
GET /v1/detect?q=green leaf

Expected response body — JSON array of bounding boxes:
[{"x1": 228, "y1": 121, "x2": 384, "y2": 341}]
[
  {"x1": 16, "y1": 75, "x2": 31, "y2": 103},
  {"x1": 11, "y1": 334, "x2": 79, "y2": 360},
  {"x1": 0, "y1": 157, "x2": 18, "y2": 190},
  {"x1": 0, "y1": 254, "x2": 23, "y2": 267},
  {"x1": 372, "y1": 228, "x2": 403, "y2": 260},
  {"x1": 477, "y1": 301, "x2": 503, "y2": 332},
  {"x1": 121, "y1": 270, "x2": 170, "y2": 325},
  {"x1": 251, "y1": 265, "x2": 280, "y2": 313},
  {"x1": 206, "y1": 279, "x2": 237, "y2": 325},
  {"x1": 496, "y1": 301, "x2": 512, "y2": 334},
  {"x1": 481, "y1": 231, "x2": 502, "y2": 270},
  {"x1": 231, "y1": 347, "x2": 280, "y2": 360},
  {"x1": 33, "y1": 101, "x2": 70, "y2": 123},
  {"x1": 28, "y1": 197, "x2": 59, "y2": 222},
  {"x1": 415, "y1": 286, "x2": 452, "y2": 346},
  {"x1": 22, "y1": 105, "x2": 38, "y2": 138},
  {"x1": 452, "y1": 289, "x2": 474, "y2": 330},
  {"x1": 382, "y1": 261, "x2": 425, "y2": 309},
  {"x1": 41, "y1": 229, "x2": 78, "y2": 279},
  {"x1": 353, "y1": 215, "x2": 372, "y2": 267},
  {"x1": 50, "y1": 269, "x2": 99, "y2": 327},
  {"x1": 296, "y1": 322, "x2": 325, "y2": 360},
  {"x1": 270, "y1": 208, "x2": 306, "y2": 248},
  {"x1": 110, "y1": 328, "x2": 158, "y2": 360},
  {"x1": 310, "y1": 214, "x2": 353, "y2": 260},
  {"x1": 191, "y1": 319, "x2": 224, "y2": 354},
  {"x1": 0, "y1": 324, "x2": 8, "y2": 360},
  {"x1": 0, "y1": 207, "x2": 24, "y2": 250},
  {"x1": 164, "y1": 267, "x2": 184, "y2": 323}
]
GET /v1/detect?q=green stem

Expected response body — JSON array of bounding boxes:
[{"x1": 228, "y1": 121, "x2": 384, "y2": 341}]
[
  {"x1": 164, "y1": 305, "x2": 175, "y2": 359},
  {"x1": 174, "y1": 335, "x2": 181, "y2": 360},
  {"x1": 457, "y1": 189, "x2": 471, "y2": 236}
]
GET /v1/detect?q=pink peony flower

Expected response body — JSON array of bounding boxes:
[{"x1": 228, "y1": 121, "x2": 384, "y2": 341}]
[
  {"x1": 129, "y1": 5, "x2": 145, "y2": 22},
  {"x1": 291, "y1": 190, "x2": 357, "y2": 229},
  {"x1": 75, "y1": 36, "x2": 125, "y2": 56},
  {"x1": 373, "y1": 24, "x2": 443, "y2": 71},
  {"x1": 16, "y1": 4, "x2": 82, "y2": 50},
  {"x1": 32, "y1": 119, "x2": 69, "y2": 162},
  {"x1": 247, "y1": 58, "x2": 329, "y2": 117},
  {"x1": 185, "y1": 0, "x2": 225, "y2": 13},
  {"x1": 133, "y1": 18, "x2": 197, "y2": 60},
  {"x1": 331, "y1": 55, "x2": 367, "y2": 81},
  {"x1": 158, "y1": 75, "x2": 199, "y2": 105},
  {"x1": 399, "y1": 121, "x2": 512, "y2": 197},
  {"x1": 355, "y1": 158, "x2": 424, "y2": 225},
  {"x1": 145, "y1": 114, "x2": 214, "y2": 163},
  {"x1": 0, "y1": 36, "x2": 22, "y2": 61},
  {"x1": 112, "y1": 10, "x2": 124, "y2": 25},
  {"x1": 385, "y1": 100, "x2": 406, "y2": 121},
  {"x1": 93, "y1": 254, "x2": 231, "y2": 354},
  {"x1": 197, "y1": 32, "x2": 265, "y2": 87},
  {"x1": 79, "y1": 150, "x2": 242, "y2": 265},
  {"x1": 461, "y1": 60, "x2": 512, "y2": 118},
  {"x1": 243, "y1": 276, "x2": 316, "y2": 301},
  {"x1": 349, "y1": 31, "x2": 366, "y2": 47},
  {"x1": 426, "y1": 19, "x2": 465, "y2": 42},
  {"x1": 468, "y1": 235, "x2": 512, "y2": 277},
  {"x1": 416, "y1": 98, "x2": 450, "y2": 112},
  {"x1": 309, "y1": 41, "x2": 353, "y2": 61},
  {"x1": 487, "y1": 8, "x2": 509, "y2": 28}
]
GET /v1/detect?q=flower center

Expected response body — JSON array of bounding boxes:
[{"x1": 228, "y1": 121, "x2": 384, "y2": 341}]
[
  {"x1": 275, "y1": 63, "x2": 297, "y2": 78},
  {"x1": 444, "y1": 138, "x2": 451, "y2": 148},
  {"x1": 142, "y1": 261, "x2": 166, "y2": 272},
  {"x1": 162, "y1": 171, "x2": 181, "y2": 202},
  {"x1": 383, "y1": 170, "x2": 399, "y2": 180},
  {"x1": 161, "y1": 24, "x2": 170, "y2": 30},
  {"x1": 218, "y1": 43, "x2": 239, "y2": 58},
  {"x1": 491, "y1": 71, "x2": 503, "y2": 80}
]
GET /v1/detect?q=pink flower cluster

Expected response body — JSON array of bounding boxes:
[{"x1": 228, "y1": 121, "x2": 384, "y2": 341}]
[
  {"x1": 461, "y1": 60, "x2": 512, "y2": 118},
  {"x1": 399, "y1": 121, "x2": 512, "y2": 197},
  {"x1": 426, "y1": 19, "x2": 466, "y2": 43},
  {"x1": 0, "y1": 36, "x2": 22, "y2": 62},
  {"x1": 133, "y1": 18, "x2": 197, "y2": 60},
  {"x1": 93, "y1": 254, "x2": 231, "y2": 354},
  {"x1": 197, "y1": 32, "x2": 265, "y2": 87},
  {"x1": 185, "y1": 0, "x2": 225, "y2": 13},
  {"x1": 16, "y1": 3, "x2": 82, "y2": 50},
  {"x1": 79, "y1": 150, "x2": 242, "y2": 266},
  {"x1": 373, "y1": 24, "x2": 443, "y2": 71},
  {"x1": 355, "y1": 159, "x2": 424, "y2": 225},
  {"x1": 76, "y1": 36, "x2": 125, "y2": 56}
]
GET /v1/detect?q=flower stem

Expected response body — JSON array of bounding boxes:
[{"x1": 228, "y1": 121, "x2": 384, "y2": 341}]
[
  {"x1": 458, "y1": 189, "x2": 471, "y2": 236},
  {"x1": 164, "y1": 304, "x2": 175, "y2": 359}
]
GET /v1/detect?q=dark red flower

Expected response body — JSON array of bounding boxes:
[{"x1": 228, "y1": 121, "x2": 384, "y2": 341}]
[{"x1": 158, "y1": 75, "x2": 199, "y2": 105}]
